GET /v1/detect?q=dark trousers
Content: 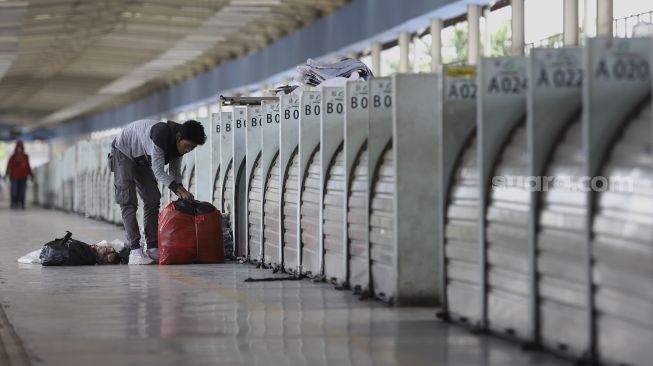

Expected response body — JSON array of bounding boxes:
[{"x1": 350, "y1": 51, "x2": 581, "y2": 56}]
[
  {"x1": 111, "y1": 147, "x2": 161, "y2": 250},
  {"x1": 10, "y1": 179, "x2": 27, "y2": 208}
]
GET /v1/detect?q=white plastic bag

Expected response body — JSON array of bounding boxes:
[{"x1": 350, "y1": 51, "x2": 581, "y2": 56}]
[{"x1": 17, "y1": 249, "x2": 42, "y2": 264}]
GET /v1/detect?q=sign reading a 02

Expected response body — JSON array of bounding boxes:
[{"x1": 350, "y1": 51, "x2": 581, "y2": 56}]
[{"x1": 446, "y1": 79, "x2": 477, "y2": 100}]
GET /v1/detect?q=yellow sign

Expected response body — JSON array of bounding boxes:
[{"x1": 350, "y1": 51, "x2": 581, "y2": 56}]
[{"x1": 446, "y1": 66, "x2": 477, "y2": 78}]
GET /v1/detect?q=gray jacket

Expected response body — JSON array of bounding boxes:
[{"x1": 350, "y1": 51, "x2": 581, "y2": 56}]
[{"x1": 114, "y1": 119, "x2": 183, "y2": 192}]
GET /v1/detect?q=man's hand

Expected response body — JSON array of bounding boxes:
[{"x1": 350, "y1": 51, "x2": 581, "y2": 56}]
[{"x1": 176, "y1": 186, "x2": 194, "y2": 201}]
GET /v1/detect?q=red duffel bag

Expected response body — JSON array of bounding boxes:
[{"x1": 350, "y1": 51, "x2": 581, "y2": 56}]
[{"x1": 158, "y1": 200, "x2": 225, "y2": 265}]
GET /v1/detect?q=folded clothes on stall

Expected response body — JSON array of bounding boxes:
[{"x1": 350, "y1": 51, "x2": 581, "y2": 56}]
[{"x1": 294, "y1": 58, "x2": 373, "y2": 87}]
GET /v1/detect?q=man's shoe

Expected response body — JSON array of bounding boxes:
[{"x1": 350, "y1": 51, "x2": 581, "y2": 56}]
[
  {"x1": 128, "y1": 248, "x2": 154, "y2": 265},
  {"x1": 146, "y1": 248, "x2": 160, "y2": 262}
]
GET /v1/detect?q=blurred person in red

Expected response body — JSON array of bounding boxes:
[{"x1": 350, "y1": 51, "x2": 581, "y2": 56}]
[{"x1": 5, "y1": 140, "x2": 34, "y2": 209}]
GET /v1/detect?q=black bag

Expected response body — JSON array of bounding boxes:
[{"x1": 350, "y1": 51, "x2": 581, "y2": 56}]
[{"x1": 40, "y1": 231, "x2": 97, "y2": 266}]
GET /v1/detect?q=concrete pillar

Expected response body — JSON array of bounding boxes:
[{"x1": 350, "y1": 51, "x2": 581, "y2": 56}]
[
  {"x1": 431, "y1": 19, "x2": 443, "y2": 73},
  {"x1": 371, "y1": 42, "x2": 381, "y2": 76},
  {"x1": 483, "y1": 8, "x2": 492, "y2": 57},
  {"x1": 511, "y1": 0, "x2": 525, "y2": 56},
  {"x1": 564, "y1": 0, "x2": 579, "y2": 45},
  {"x1": 597, "y1": 0, "x2": 613, "y2": 36},
  {"x1": 399, "y1": 32, "x2": 410, "y2": 73},
  {"x1": 413, "y1": 35, "x2": 421, "y2": 73},
  {"x1": 468, "y1": 5, "x2": 481, "y2": 65}
]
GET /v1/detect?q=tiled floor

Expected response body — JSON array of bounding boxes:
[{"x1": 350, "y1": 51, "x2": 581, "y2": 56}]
[{"x1": 0, "y1": 203, "x2": 570, "y2": 366}]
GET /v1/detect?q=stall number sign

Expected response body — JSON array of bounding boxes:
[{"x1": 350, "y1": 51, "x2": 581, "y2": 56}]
[
  {"x1": 534, "y1": 49, "x2": 583, "y2": 89},
  {"x1": 593, "y1": 41, "x2": 650, "y2": 83},
  {"x1": 222, "y1": 115, "x2": 233, "y2": 134},
  {"x1": 370, "y1": 80, "x2": 392, "y2": 109},
  {"x1": 304, "y1": 93, "x2": 321, "y2": 116},
  {"x1": 234, "y1": 109, "x2": 246, "y2": 130},
  {"x1": 283, "y1": 97, "x2": 300, "y2": 120},
  {"x1": 486, "y1": 58, "x2": 527, "y2": 95},
  {"x1": 249, "y1": 107, "x2": 263, "y2": 128},
  {"x1": 446, "y1": 66, "x2": 477, "y2": 101},
  {"x1": 265, "y1": 104, "x2": 280, "y2": 124},
  {"x1": 349, "y1": 82, "x2": 370, "y2": 110},
  {"x1": 326, "y1": 90, "x2": 345, "y2": 114},
  {"x1": 214, "y1": 114, "x2": 222, "y2": 134}
]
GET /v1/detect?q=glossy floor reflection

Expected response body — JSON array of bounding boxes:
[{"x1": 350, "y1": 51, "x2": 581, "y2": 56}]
[{"x1": 0, "y1": 206, "x2": 570, "y2": 366}]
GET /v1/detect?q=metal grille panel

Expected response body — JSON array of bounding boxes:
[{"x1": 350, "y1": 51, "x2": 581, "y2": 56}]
[
  {"x1": 537, "y1": 119, "x2": 587, "y2": 354},
  {"x1": 212, "y1": 167, "x2": 221, "y2": 210},
  {"x1": 248, "y1": 154, "x2": 263, "y2": 261},
  {"x1": 324, "y1": 146, "x2": 345, "y2": 283},
  {"x1": 264, "y1": 154, "x2": 281, "y2": 266},
  {"x1": 283, "y1": 151, "x2": 300, "y2": 272},
  {"x1": 445, "y1": 136, "x2": 480, "y2": 324},
  {"x1": 223, "y1": 160, "x2": 234, "y2": 216},
  {"x1": 300, "y1": 148, "x2": 321, "y2": 276},
  {"x1": 370, "y1": 145, "x2": 395, "y2": 302},
  {"x1": 348, "y1": 145, "x2": 369, "y2": 291},
  {"x1": 593, "y1": 104, "x2": 653, "y2": 366},
  {"x1": 486, "y1": 123, "x2": 531, "y2": 337}
]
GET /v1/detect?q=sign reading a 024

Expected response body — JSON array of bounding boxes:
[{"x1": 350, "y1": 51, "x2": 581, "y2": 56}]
[{"x1": 486, "y1": 58, "x2": 527, "y2": 94}]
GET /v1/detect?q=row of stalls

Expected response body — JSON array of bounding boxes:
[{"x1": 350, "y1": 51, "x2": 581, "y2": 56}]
[{"x1": 32, "y1": 37, "x2": 651, "y2": 366}]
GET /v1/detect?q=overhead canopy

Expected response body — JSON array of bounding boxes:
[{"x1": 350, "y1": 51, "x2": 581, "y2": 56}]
[{"x1": 0, "y1": 0, "x2": 347, "y2": 130}]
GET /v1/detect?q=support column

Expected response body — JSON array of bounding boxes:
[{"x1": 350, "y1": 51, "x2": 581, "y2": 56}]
[
  {"x1": 564, "y1": 0, "x2": 579, "y2": 45},
  {"x1": 483, "y1": 8, "x2": 492, "y2": 57},
  {"x1": 431, "y1": 19, "x2": 443, "y2": 72},
  {"x1": 597, "y1": 0, "x2": 613, "y2": 36},
  {"x1": 511, "y1": 0, "x2": 525, "y2": 56},
  {"x1": 468, "y1": 5, "x2": 481, "y2": 65},
  {"x1": 399, "y1": 32, "x2": 410, "y2": 73},
  {"x1": 371, "y1": 42, "x2": 381, "y2": 76}
]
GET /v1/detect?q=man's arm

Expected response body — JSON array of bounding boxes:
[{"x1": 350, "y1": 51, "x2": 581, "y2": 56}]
[
  {"x1": 151, "y1": 144, "x2": 180, "y2": 193},
  {"x1": 169, "y1": 156, "x2": 183, "y2": 184}
]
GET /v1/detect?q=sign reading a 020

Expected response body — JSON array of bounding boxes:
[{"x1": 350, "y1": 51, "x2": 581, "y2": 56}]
[
  {"x1": 594, "y1": 40, "x2": 650, "y2": 82},
  {"x1": 534, "y1": 49, "x2": 583, "y2": 88},
  {"x1": 445, "y1": 66, "x2": 477, "y2": 101},
  {"x1": 486, "y1": 58, "x2": 527, "y2": 95}
]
